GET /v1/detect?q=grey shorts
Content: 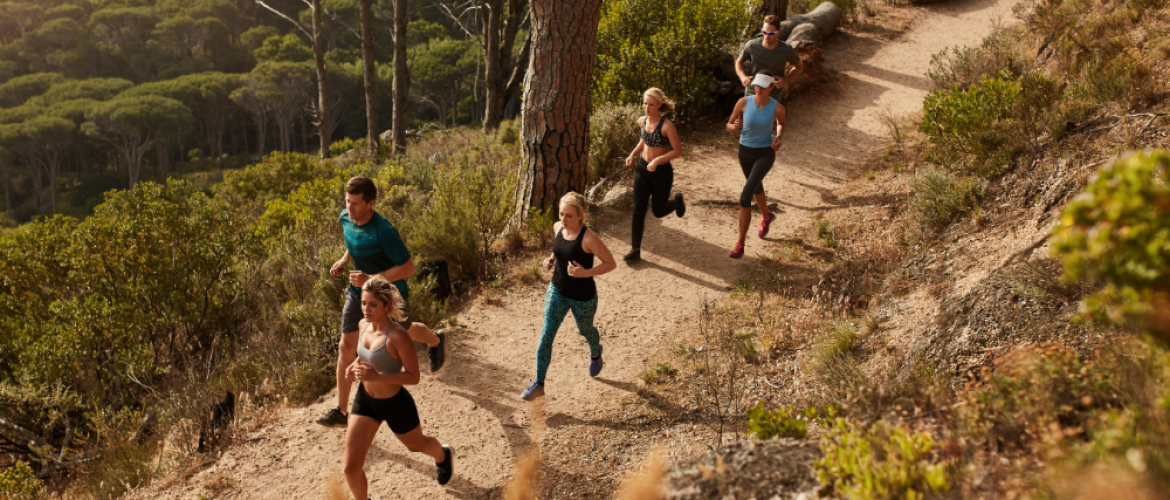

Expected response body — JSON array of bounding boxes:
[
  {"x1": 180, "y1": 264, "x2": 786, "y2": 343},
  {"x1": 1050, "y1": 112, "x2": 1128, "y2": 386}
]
[{"x1": 342, "y1": 288, "x2": 412, "y2": 334}]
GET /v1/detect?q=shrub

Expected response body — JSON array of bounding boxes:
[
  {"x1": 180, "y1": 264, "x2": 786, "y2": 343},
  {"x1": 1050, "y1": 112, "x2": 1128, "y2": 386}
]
[
  {"x1": 593, "y1": 0, "x2": 752, "y2": 117},
  {"x1": 920, "y1": 72, "x2": 1059, "y2": 176},
  {"x1": 0, "y1": 462, "x2": 44, "y2": 500},
  {"x1": 213, "y1": 151, "x2": 336, "y2": 215},
  {"x1": 907, "y1": 169, "x2": 984, "y2": 230},
  {"x1": 405, "y1": 272, "x2": 450, "y2": 329},
  {"x1": 329, "y1": 137, "x2": 359, "y2": 157},
  {"x1": 959, "y1": 346, "x2": 1117, "y2": 450},
  {"x1": 745, "y1": 401, "x2": 809, "y2": 440},
  {"x1": 816, "y1": 418, "x2": 953, "y2": 499},
  {"x1": 925, "y1": 29, "x2": 1023, "y2": 90},
  {"x1": 1052, "y1": 151, "x2": 1170, "y2": 341},
  {"x1": 404, "y1": 158, "x2": 518, "y2": 280},
  {"x1": 495, "y1": 118, "x2": 520, "y2": 146},
  {"x1": 589, "y1": 103, "x2": 642, "y2": 179}
]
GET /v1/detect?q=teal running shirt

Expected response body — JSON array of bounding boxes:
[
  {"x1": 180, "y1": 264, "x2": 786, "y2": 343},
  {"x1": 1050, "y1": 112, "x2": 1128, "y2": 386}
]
[{"x1": 340, "y1": 210, "x2": 411, "y2": 299}]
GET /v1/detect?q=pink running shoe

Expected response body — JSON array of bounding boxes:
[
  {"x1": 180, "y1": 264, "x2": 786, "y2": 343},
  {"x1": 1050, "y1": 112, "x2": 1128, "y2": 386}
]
[
  {"x1": 729, "y1": 241, "x2": 745, "y2": 259},
  {"x1": 758, "y1": 212, "x2": 776, "y2": 238}
]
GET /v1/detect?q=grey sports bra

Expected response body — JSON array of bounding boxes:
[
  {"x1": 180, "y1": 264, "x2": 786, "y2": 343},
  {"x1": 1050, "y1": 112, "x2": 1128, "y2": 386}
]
[
  {"x1": 356, "y1": 323, "x2": 404, "y2": 374},
  {"x1": 641, "y1": 117, "x2": 669, "y2": 148}
]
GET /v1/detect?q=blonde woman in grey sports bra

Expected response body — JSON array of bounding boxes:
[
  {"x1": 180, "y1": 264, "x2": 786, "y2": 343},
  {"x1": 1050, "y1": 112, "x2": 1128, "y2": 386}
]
[{"x1": 342, "y1": 276, "x2": 454, "y2": 499}]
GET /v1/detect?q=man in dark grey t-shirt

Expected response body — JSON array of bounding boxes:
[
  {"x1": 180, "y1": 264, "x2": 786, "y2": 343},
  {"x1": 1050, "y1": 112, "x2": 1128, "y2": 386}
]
[{"x1": 736, "y1": 15, "x2": 805, "y2": 99}]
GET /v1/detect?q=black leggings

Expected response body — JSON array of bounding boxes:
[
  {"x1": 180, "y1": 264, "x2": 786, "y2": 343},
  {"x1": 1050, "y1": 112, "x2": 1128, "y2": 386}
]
[
  {"x1": 738, "y1": 145, "x2": 774, "y2": 208},
  {"x1": 631, "y1": 159, "x2": 679, "y2": 249}
]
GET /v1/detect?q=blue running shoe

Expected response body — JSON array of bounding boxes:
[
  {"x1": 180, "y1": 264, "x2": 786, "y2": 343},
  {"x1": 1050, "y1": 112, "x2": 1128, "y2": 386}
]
[
  {"x1": 589, "y1": 345, "x2": 604, "y2": 377},
  {"x1": 520, "y1": 381, "x2": 545, "y2": 400}
]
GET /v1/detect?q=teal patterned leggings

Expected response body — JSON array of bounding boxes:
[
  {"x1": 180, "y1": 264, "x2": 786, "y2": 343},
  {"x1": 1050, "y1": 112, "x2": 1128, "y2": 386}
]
[{"x1": 535, "y1": 282, "x2": 601, "y2": 384}]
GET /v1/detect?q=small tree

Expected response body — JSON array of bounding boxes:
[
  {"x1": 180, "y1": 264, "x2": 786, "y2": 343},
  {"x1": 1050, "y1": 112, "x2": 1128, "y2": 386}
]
[
  {"x1": 83, "y1": 96, "x2": 194, "y2": 187},
  {"x1": 0, "y1": 115, "x2": 75, "y2": 213}
]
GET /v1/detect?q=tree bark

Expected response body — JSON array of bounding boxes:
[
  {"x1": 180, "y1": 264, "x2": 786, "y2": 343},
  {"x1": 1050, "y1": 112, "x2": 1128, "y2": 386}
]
[
  {"x1": 481, "y1": 0, "x2": 504, "y2": 133},
  {"x1": 359, "y1": 0, "x2": 380, "y2": 157},
  {"x1": 757, "y1": 0, "x2": 788, "y2": 21},
  {"x1": 515, "y1": 0, "x2": 602, "y2": 215},
  {"x1": 390, "y1": 0, "x2": 409, "y2": 154},
  {"x1": 310, "y1": 0, "x2": 331, "y2": 159}
]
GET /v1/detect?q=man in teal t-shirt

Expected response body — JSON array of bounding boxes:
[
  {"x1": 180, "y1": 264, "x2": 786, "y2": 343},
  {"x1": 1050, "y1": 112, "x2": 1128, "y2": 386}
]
[{"x1": 314, "y1": 176, "x2": 448, "y2": 428}]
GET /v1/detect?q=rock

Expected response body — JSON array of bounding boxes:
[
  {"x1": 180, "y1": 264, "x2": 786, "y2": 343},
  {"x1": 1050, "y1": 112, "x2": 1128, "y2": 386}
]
[
  {"x1": 599, "y1": 185, "x2": 633, "y2": 210},
  {"x1": 663, "y1": 439, "x2": 822, "y2": 500},
  {"x1": 787, "y1": 24, "x2": 821, "y2": 45},
  {"x1": 586, "y1": 178, "x2": 607, "y2": 203},
  {"x1": 782, "y1": 2, "x2": 842, "y2": 44}
]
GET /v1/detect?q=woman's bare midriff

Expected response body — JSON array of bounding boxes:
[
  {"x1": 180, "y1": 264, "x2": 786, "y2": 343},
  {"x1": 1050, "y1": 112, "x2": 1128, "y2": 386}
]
[
  {"x1": 363, "y1": 380, "x2": 403, "y2": 399},
  {"x1": 641, "y1": 145, "x2": 672, "y2": 162}
]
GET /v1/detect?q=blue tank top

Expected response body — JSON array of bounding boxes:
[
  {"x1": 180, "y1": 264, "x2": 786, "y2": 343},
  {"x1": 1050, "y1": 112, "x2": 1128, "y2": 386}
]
[{"x1": 740, "y1": 96, "x2": 778, "y2": 148}]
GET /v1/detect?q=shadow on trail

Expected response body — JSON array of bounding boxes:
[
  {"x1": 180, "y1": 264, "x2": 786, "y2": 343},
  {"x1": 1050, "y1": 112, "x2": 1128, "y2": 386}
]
[{"x1": 375, "y1": 451, "x2": 498, "y2": 500}]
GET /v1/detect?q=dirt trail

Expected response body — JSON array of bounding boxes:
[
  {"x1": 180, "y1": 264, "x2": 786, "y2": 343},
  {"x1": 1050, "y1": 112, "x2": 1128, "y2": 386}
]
[{"x1": 131, "y1": 1, "x2": 1016, "y2": 498}]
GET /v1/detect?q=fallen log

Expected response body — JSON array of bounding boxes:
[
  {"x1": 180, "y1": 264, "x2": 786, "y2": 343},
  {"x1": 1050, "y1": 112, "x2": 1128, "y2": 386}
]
[{"x1": 780, "y1": 2, "x2": 842, "y2": 43}]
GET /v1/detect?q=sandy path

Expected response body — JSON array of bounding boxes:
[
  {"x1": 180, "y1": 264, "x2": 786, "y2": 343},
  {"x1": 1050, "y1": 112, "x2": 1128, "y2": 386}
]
[{"x1": 130, "y1": 1, "x2": 1016, "y2": 498}]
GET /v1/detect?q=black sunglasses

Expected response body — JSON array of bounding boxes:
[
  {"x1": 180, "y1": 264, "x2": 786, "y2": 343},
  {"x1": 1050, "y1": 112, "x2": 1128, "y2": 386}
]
[{"x1": 762, "y1": 30, "x2": 778, "y2": 35}]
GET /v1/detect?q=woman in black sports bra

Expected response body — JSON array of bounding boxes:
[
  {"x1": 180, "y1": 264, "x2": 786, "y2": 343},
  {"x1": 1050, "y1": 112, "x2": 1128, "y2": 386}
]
[{"x1": 621, "y1": 87, "x2": 686, "y2": 263}]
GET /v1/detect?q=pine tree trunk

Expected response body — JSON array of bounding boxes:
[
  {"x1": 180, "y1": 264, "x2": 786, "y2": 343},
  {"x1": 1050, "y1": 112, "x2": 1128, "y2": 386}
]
[
  {"x1": 481, "y1": 0, "x2": 505, "y2": 133},
  {"x1": 311, "y1": 0, "x2": 331, "y2": 159},
  {"x1": 390, "y1": 0, "x2": 409, "y2": 154},
  {"x1": 757, "y1": 0, "x2": 788, "y2": 20},
  {"x1": 516, "y1": 0, "x2": 603, "y2": 215},
  {"x1": 360, "y1": 0, "x2": 380, "y2": 157}
]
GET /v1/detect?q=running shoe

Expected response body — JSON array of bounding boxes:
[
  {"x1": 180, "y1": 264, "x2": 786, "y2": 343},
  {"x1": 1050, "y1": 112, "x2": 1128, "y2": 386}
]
[
  {"x1": 729, "y1": 241, "x2": 745, "y2": 259},
  {"x1": 622, "y1": 248, "x2": 641, "y2": 263},
  {"x1": 589, "y1": 345, "x2": 604, "y2": 377},
  {"x1": 314, "y1": 407, "x2": 348, "y2": 428},
  {"x1": 436, "y1": 444, "x2": 455, "y2": 485},
  {"x1": 758, "y1": 212, "x2": 776, "y2": 238},
  {"x1": 675, "y1": 193, "x2": 686, "y2": 218},
  {"x1": 520, "y1": 381, "x2": 545, "y2": 400},
  {"x1": 429, "y1": 331, "x2": 447, "y2": 373}
]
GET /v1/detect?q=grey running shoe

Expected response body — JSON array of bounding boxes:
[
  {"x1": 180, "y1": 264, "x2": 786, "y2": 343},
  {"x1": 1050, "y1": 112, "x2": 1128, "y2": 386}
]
[
  {"x1": 520, "y1": 381, "x2": 545, "y2": 400},
  {"x1": 315, "y1": 407, "x2": 348, "y2": 428},
  {"x1": 437, "y1": 445, "x2": 455, "y2": 485},
  {"x1": 429, "y1": 332, "x2": 447, "y2": 373}
]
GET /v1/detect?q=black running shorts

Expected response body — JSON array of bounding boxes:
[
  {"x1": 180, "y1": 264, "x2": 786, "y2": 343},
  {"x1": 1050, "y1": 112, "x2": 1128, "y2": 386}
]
[{"x1": 350, "y1": 383, "x2": 421, "y2": 435}]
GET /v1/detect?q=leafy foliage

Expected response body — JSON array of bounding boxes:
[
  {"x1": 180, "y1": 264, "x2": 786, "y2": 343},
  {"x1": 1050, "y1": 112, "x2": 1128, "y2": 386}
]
[
  {"x1": 919, "y1": 72, "x2": 1059, "y2": 176},
  {"x1": 907, "y1": 169, "x2": 985, "y2": 230},
  {"x1": 1052, "y1": 151, "x2": 1170, "y2": 341},
  {"x1": 745, "y1": 401, "x2": 809, "y2": 440},
  {"x1": 816, "y1": 419, "x2": 953, "y2": 500},
  {"x1": 0, "y1": 461, "x2": 43, "y2": 500},
  {"x1": 588, "y1": 103, "x2": 641, "y2": 179},
  {"x1": 593, "y1": 0, "x2": 752, "y2": 117},
  {"x1": 214, "y1": 152, "x2": 335, "y2": 216}
]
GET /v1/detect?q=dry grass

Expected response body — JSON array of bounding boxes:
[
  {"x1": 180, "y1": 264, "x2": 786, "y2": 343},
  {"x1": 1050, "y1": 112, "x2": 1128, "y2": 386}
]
[{"x1": 615, "y1": 449, "x2": 667, "y2": 500}]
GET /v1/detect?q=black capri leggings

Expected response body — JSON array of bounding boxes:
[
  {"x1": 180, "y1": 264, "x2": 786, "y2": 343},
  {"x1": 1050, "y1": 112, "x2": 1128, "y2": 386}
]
[
  {"x1": 631, "y1": 159, "x2": 679, "y2": 249},
  {"x1": 737, "y1": 145, "x2": 775, "y2": 208}
]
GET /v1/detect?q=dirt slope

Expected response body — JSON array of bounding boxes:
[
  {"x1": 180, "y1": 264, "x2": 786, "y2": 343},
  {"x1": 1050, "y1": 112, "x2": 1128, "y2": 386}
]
[{"x1": 127, "y1": 1, "x2": 1017, "y2": 498}]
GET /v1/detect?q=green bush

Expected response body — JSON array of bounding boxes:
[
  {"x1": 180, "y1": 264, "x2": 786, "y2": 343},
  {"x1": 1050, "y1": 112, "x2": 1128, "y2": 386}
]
[
  {"x1": 959, "y1": 346, "x2": 1117, "y2": 448},
  {"x1": 330, "y1": 137, "x2": 359, "y2": 157},
  {"x1": 213, "y1": 151, "x2": 336, "y2": 215},
  {"x1": 745, "y1": 401, "x2": 809, "y2": 440},
  {"x1": 495, "y1": 118, "x2": 520, "y2": 146},
  {"x1": 405, "y1": 272, "x2": 450, "y2": 329},
  {"x1": 0, "y1": 462, "x2": 44, "y2": 500},
  {"x1": 589, "y1": 103, "x2": 642, "y2": 179},
  {"x1": 925, "y1": 29, "x2": 1023, "y2": 90},
  {"x1": 593, "y1": 0, "x2": 752, "y2": 117},
  {"x1": 816, "y1": 418, "x2": 953, "y2": 500},
  {"x1": 1052, "y1": 151, "x2": 1170, "y2": 341},
  {"x1": 920, "y1": 72, "x2": 1059, "y2": 176},
  {"x1": 404, "y1": 157, "x2": 518, "y2": 280},
  {"x1": 907, "y1": 169, "x2": 984, "y2": 230}
]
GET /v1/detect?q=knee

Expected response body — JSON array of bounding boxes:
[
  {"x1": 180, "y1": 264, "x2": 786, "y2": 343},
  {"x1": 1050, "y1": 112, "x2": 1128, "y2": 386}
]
[
  {"x1": 343, "y1": 457, "x2": 364, "y2": 478},
  {"x1": 739, "y1": 195, "x2": 753, "y2": 208}
]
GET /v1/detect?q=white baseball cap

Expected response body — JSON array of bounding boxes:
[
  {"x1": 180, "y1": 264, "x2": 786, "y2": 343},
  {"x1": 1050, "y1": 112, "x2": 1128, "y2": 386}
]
[{"x1": 751, "y1": 74, "x2": 775, "y2": 88}]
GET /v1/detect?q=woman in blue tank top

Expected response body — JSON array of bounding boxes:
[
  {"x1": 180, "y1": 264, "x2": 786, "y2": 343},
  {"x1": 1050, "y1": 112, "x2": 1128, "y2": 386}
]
[
  {"x1": 725, "y1": 70, "x2": 786, "y2": 258},
  {"x1": 520, "y1": 192, "x2": 617, "y2": 401}
]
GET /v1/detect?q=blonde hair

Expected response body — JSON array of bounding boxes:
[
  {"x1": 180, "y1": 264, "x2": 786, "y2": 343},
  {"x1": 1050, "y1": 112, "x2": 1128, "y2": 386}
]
[
  {"x1": 643, "y1": 88, "x2": 676, "y2": 114},
  {"x1": 559, "y1": 191, "x2": 587, "y2": 222},
  {"x1": 361, "y1": 276, "x2": 406, "y2": 321}
]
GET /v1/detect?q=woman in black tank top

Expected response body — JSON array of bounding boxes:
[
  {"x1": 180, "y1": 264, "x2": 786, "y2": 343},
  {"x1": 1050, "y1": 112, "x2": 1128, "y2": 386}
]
[
  {"x1": 622, "y1": 87, "x2": 687, "y2": 263},
  {"x1": 520, "y1": 192, "x2": 617, "y2": 400}
]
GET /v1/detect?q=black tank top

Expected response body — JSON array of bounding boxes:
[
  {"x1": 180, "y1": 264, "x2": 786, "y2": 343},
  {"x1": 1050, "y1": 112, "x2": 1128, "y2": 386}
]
[{"x1": 552, "y1": 226, "x2": 596, "y2": 301}]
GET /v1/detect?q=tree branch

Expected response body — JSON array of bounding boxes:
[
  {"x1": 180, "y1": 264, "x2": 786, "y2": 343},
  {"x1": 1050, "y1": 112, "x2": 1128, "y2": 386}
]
[
  {"x1": 300, "y1": 0, "x2": 361, "y2": 39},
  {"x1": 255, "y1": 0, "x2": 313, "y2": 39},
  {"x1": 0, "y1": 416, "x2": 49, "y2": 449}
]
